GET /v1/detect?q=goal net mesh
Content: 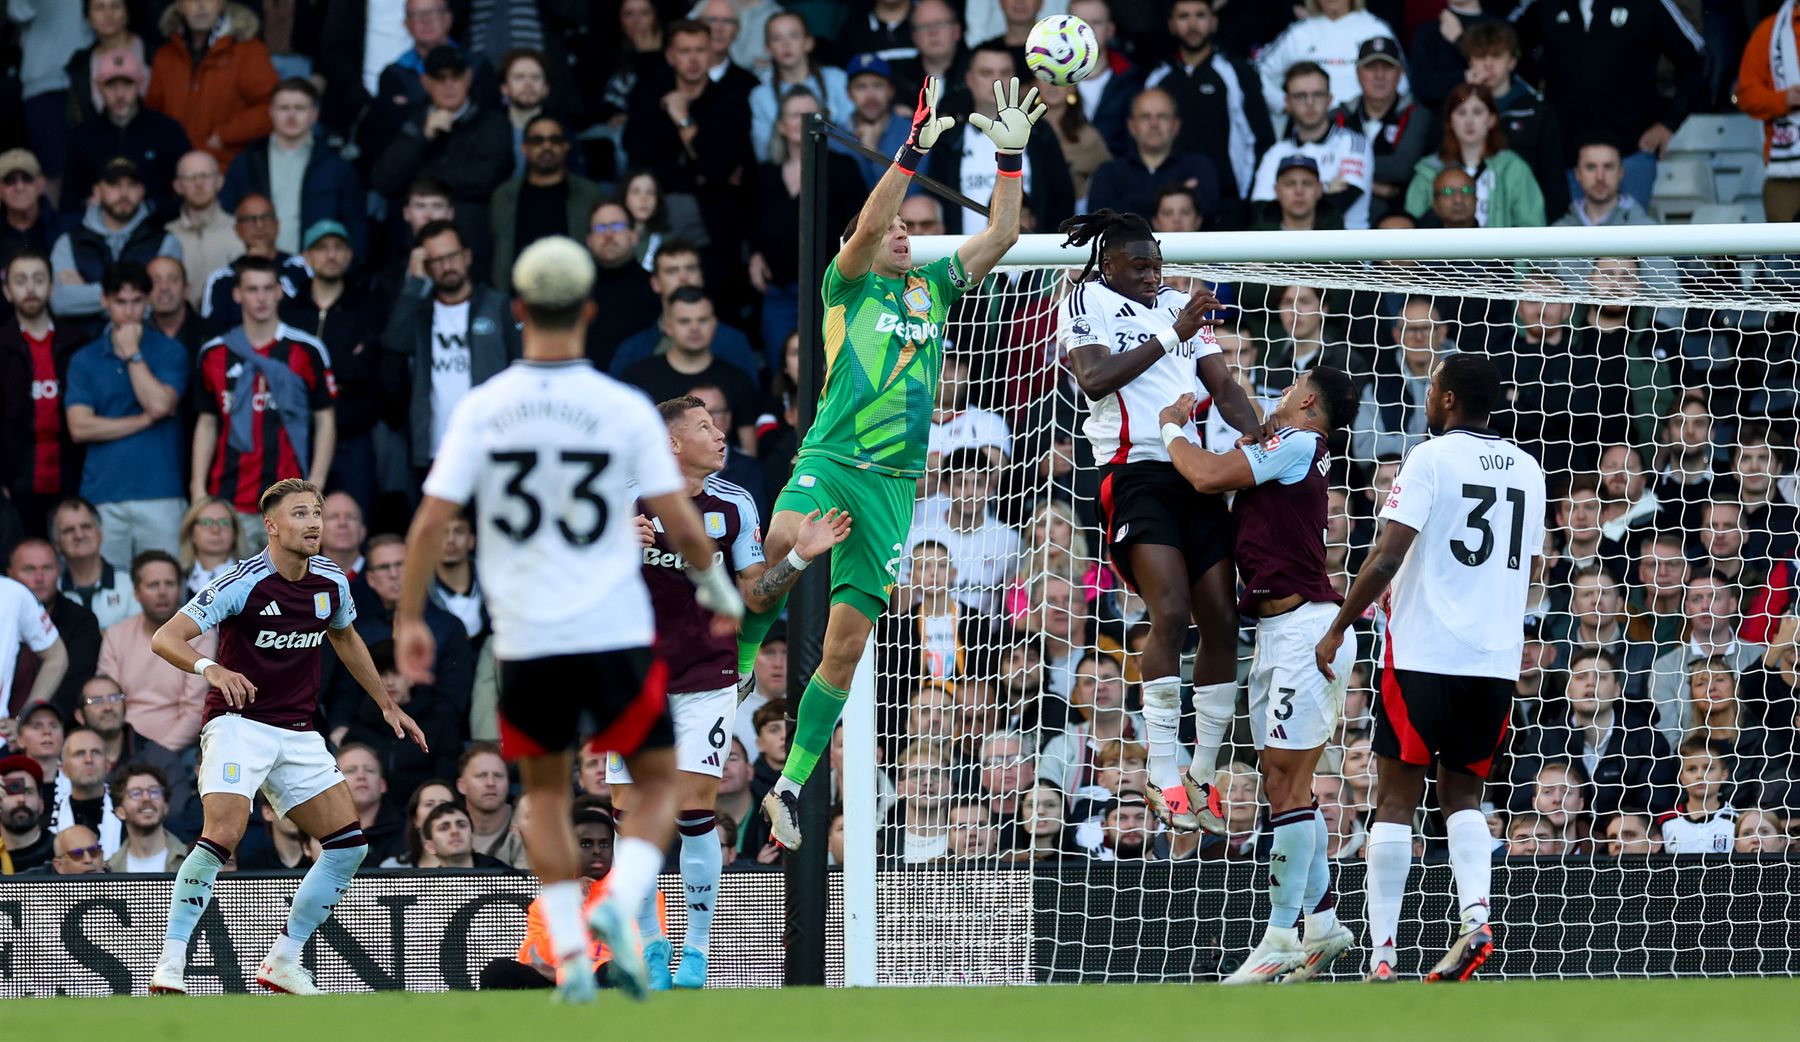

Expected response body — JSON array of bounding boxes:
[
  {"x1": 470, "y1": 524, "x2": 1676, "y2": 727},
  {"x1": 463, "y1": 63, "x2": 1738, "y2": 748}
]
[{"x1": 859, "y1": 244, "x2": 1800, "y2": 983}]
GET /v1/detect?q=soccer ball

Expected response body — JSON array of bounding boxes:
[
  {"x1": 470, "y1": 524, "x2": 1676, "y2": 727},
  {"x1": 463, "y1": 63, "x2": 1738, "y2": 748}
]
[{"x1": 1025, "y1": 15, "x2": 1101, "y2": 86}]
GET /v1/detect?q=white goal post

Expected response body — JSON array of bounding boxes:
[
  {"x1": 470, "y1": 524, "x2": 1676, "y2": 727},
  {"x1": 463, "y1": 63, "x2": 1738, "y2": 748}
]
[{"x1": 834, "y1": 223, "x2": 1800, "y2": 986}]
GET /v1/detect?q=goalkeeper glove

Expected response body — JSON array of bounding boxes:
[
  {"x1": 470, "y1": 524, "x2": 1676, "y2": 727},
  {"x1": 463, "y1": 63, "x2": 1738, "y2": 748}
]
[
  {"x1": 968, "y1": 77, "x2": 1047, "y2": 174},
  {"x1": 895, "y1": 77, "x2": 955, "y2": 174}
]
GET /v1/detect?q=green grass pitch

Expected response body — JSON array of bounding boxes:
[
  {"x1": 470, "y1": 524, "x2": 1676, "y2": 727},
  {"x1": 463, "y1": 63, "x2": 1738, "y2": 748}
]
[{"x1": 8, "y1": 979, "x2": 1796, "y2": 1042}]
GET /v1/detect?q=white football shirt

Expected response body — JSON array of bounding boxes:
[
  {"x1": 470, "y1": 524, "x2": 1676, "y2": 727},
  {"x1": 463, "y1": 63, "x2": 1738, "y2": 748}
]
[
  {"x1": 422, "y1": 360, "x2": 684, "y2": 660},
  {"x1": 1379, "y1": 428, "x2": 1546, "y2": 679},
  {"x1": 0, "y1": 576, "x2": 59, "y2": 708},
  {"x1": 1058, "y1": 278, "x2": 1221, "y2": 466}
]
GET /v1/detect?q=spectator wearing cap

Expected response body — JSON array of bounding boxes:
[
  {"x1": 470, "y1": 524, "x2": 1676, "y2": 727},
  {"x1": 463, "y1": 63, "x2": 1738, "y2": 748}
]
[
  {"x1": 50, "y1": 158, "x2": 184, "y2": 320},
  {"x1": 105, "y1": 763, "x2": 189, "y2": 871},
  {"x1": 1144, "y1": 0, "x2": 1275, "y2": 215},
  {"x1": 0, "y1": 753, "x2": 54, "y2": 874},
  {"x1": 890, "y1": 0, "x2": 970, "y2": 104},
  {"x1": 384, "y1": 219, "x2": 520, "y2": 473},
  {"x1": 5, "y1": 0, "x2": 88, "y2": 203},
  {"x1": 1459, "y1": 22, "x2": 1569, "y2": 220},
  {"x1": 0, "y1": 250, "x2": 86, "y2": 537},
  {"x1": 280, "y1": 221, "x2": 383, "y2": 515},
  {"x1": 10, "y1": 701, "x2": 67, "y2": 782},
  {"x1": 1086, "y1": 87, "x2": 1223, "y2": 226},
  {"x1": 1518, "y1": 0, "x2": 1705, "y2": 211},
  {"x1": 164, "y1": 151, "x2": 243, "y2": 310},
  {"x1": 221, "y1": 78, "x2": 368, "y2": 260},
  {"x1": 63, "y1": 0, "x2": 147, "y2": 129},
  {"x1": 0, "y1": 151, "x2": 72, "y2": 263},
  {"x1": 199, "y1": 195, "x2": 312, "y2": 332},
  {"x1": 1249, "y1": 155, "x2": 1343, "y2": 232},
  {"x1": 145, "y1": 1, "x2": 279, "y2": 170},
  {"x1": 1329, "y1": 37, "x2": 1433, "y2": 225},
  {"x1": 1737, "y1": 3, "x2": 1800, "y2": 222},
  {"x1": 925, "y1": 41, "x2": 1075, "y2": 234},
  {"x1": 1249, "y1": 61, "x2": 1374, "y2": 229},
  {"x1": 581, "y1": 200, "x2": 658, "y2": 372},
  {"x1": 6, "y1": 540, "x2": 91, "y2": 720},
  {"x1": 1407, "y1": 0, "x2": 1505, "y2": 111},
  {"x1": 488, "y1": 114, "x2": 607, "y2": 292},
  {"x1": 63, "y1": 261, "x2": 188, "y2": 562},
  {"x1": 1404, "y1": 83, "x2": 1545, "y2": 228},
  {"x1": 364, "y1": 2, "x2": 502, "y2": 156},
  {"x1": 840, "y1": 55, "x2": 913, "y2": 190},
  {"x1": 1253, "y1": 1, "x2": 1408, "y2": 116},
  {"x1": 65, "y1": 48, "x2": 191, "y2": 223},
  {"x1": 370, "y1": 46, "x2": 514, "y2": 270}
]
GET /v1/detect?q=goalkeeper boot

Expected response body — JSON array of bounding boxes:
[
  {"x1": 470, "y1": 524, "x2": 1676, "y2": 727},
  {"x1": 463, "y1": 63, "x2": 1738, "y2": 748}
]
[
  {"x1": 256, "y1": 956, "x2": 322, "y2": 996},
  {"x1": 1181, "y1": 774, "x2": 1228, "y2": 836},
  {"x1": 148, "y1": 962, "x2": 187, "y2": 995},
  {"x1": 672, "y1": 945, "x2": 708, "y2": 989},
  {"x1": 762, "y1": 790, "x2": 803, "y2": 849},
  {"x1": 1285, "y1": 923, "x2": 1356, "y2": 983},
  {"x1": 1144, "y1": 782, "x2": 1200, "y2": 833},
  {"x1": 588, "y1": 898, "x2": 650, "y2": 1001},
  {"x1": 1222, "y1": 928, "x2": 1306, "y2": 985},
  {"x1": 642, "y1": 935, "x2": 674, "y2": 991},
  {"x1": 737, "y1": 674, "x2": 756, "y2": 705},
  {"x1": 552, "y1": 961, "x2": 598, "y2": 1005},
  {"x1": 1364, "y1": 958, "x2": 1398, "y2": 983},
  {"x1": 1425, "y1": 923, "x2": 1494, "y2": 983}
]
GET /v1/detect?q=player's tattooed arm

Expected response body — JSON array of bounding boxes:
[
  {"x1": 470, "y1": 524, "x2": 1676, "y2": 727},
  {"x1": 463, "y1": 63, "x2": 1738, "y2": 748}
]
[{"x1": 740, "y1": 508, "x2": 852, "y2": 611}]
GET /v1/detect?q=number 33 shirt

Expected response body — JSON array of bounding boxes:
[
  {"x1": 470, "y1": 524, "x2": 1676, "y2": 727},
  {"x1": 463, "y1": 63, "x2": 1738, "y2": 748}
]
[
  {"x1": 422, "y1": 360, "x2": 683, "y2": 660},
  {"x1": 1379, "y1": 427, "x2": 1546, "y2": 680}
]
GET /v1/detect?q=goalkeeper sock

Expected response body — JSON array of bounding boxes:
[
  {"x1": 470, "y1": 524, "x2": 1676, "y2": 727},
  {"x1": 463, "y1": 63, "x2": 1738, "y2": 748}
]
[
  {"x1": 780, "y1": 673, "x2": 849, "y2": 790},
  {"x1": 607, "y1": 836, "x2": 664, "y2": 923},
  {"x1": 542, "y1": 879, "x2": 593, "y2": 963},
  {"x1": 736, "y1": 597, "x2": 788, "y2": 682},
  {"x1": 1445, "y1": 808, "x2": 1493, "y2": 931},
  {"x1": 1303, "y1": 807, "x2": 1339, "y2": 937},
  {"x1": 1185, "y1": 681, "x2": 1237, "y2": 786},
  {"x1": 677, "y1": 811, "x2": 722, "y2": 952},
  {"x1": 1266, "y1": 806, "x2": 1316, "y2": 930},
  {"x1": 163, "y1": 836, "x2": 229, "y2": 965},
  {"x1": 269, "y1": 825, "x2": 367, "y2": 962},
  {"x1": 1365, "y1": 821, "x2": 1412, "y2": 967},
  {"x1": 1139, "y1": 676, "x2": 1183, "y2": 790}
]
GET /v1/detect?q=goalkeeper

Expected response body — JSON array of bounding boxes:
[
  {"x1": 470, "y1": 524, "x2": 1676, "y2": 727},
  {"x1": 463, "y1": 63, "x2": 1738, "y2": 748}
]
[{"x1": 744, "y1": 76, "x2": 1043, "y2": 849}]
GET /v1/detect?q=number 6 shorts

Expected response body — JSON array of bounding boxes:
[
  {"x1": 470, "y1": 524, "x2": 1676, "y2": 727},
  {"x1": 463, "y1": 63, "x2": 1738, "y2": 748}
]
[
  {"x1": 772, "y1": 454, "x2": 917, "y2": 624},
  {"x1": 604, "y1": 684, "x2": 738, "y2": 782},
  {"x1": 1247, "y1": 601, "x2": 1353, "y2": 751}
]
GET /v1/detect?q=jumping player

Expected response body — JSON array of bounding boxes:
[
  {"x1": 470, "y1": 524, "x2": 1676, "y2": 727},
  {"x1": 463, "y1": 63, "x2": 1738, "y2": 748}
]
[
  {"x1": 147, "y1": 477, "x2": 428, "y2": 996},
  {"x1": 1056, "y1": 209, "x2": 1270, "y2": 834},
  {"x1": 395, "y1": 238, "x2": 745, "y2": 1003},
  {"x1": 1315, "y1": 353, "x2": 1546, "y2": 982},
  {"x1": 1153, "y1": 368, "x2": 1362, "y2": 984},
  {"x1": 742, "y1": 77, "x2": 1042, "y2": 850},
  {"x1": 609, "y1": 394, "x2": 850, "y2": 989}
]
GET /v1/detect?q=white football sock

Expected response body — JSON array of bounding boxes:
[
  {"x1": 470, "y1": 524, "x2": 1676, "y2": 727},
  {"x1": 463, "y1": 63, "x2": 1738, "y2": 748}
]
[
  {"x1": 541, "y1": 879, "x2": 592, "y2": 960},
  {"x1": 606, "y1": 836, "x2": 665, "y2": 919},
  {"x1": 1140, "y1": 676, "x2": 1183, "y2": 789},
  {"x1": 1365, "y1": 821, "x2": 1412, "y2": 968},
  {"x1": 1445, "y1": 808, "x2": 1493, "y2": 931},
  {"x1": 1186, "y1": 681, "x2": 1236, "y2": 785}
]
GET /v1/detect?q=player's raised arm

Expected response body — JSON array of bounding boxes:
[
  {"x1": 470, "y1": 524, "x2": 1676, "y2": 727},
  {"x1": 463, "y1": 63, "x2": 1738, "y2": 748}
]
[
  {"x1": 738, "y1": 508, "x2": 852, "y2": 613},
  {"x1": 955, "y1": 77, "x2": 1043, "y2": 283},
  {"x1": 835, "y1": 78, "x2": 955, "y2": 281},
  {"x1": 394, "y1": 494, "x2": 458, "y2": 684}
]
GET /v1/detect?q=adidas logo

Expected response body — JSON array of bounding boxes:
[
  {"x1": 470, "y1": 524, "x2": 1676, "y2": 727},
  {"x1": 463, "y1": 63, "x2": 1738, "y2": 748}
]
[
  {"x1": 1116, "y1": 305, "x2": 1133, "y2": 318},
  {"x1": 1271, "y1": 724, "x2": 1288, "y2": 740},
  {"x1": 689, "y1": 902, "x2": 709, "y2": 913},
  {"x1": 701, "y1": 752, "x2": 720, "y2": 767},
  {"x1": 259, "y1": 602, "x2": 282, "y2": 616}
]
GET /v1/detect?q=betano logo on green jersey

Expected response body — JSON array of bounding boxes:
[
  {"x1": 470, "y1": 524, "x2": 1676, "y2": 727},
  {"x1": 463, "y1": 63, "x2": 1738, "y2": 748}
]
[{"x1": 873, "y1": 312, "x2": 941, "y2": 342}]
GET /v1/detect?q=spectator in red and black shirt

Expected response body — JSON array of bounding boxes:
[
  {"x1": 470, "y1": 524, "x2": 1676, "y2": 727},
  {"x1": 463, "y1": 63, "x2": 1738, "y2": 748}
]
[
  {"x1": 0, "y1": 249, "x2": 83, "y2": 540},
  {"x1": 191, "y1": 256, "x2": 336, "y2": 545}
]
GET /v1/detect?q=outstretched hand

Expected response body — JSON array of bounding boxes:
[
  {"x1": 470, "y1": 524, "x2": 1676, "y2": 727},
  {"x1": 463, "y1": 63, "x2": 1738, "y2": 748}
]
[
  {"x1": 792, "y1": 508, "x2": 852, "y2": 562},
  {"x1": 385, "y1": 703, "x2": 431, "y2": 753},
  {"x1": 905, "y1": 77, "x2": 955, "y2": 154},
  {"x1": 968, "y1": 77, "x2": 1046, "y2": 154},
  {"x1": 1172, "y1": 285, "x2": 1225, "y2": 340}
]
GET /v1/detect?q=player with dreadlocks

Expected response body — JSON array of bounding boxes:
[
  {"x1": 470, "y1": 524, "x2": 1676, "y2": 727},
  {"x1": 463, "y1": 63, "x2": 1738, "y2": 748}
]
[{"x1": 1056, "y1": 208, "x2": 1269, "y2": 834}]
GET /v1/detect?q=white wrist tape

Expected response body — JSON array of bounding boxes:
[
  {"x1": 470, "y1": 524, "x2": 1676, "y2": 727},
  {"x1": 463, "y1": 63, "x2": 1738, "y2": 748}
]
[
  {"x1": 192, "y1": 657, "x2": 217, "y2": 676},
  {"x1": 1161, "y1": 423, "x2": 1186, "y2": 450},
  {"x1": 785, "y1": 548, "x2": 810, "y2": 572},
  {"x1": 1156, "y1": 327, "x2": 1182, "y2": 353}
]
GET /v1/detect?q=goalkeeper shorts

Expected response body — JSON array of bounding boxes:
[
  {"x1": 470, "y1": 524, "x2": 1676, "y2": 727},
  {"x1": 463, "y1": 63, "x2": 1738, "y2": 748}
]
[{"x1": 773, "y1": 454, "x2": 915, "y2": 624}]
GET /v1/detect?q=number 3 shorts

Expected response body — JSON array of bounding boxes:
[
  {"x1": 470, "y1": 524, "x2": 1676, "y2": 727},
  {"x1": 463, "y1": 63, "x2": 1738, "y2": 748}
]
[
  {"x1": 1247, "y1": 601, "x2": 1353, "y2": 751},
  {"x1": 605, "y1": 685, "x2": 738, "y2": 782}
]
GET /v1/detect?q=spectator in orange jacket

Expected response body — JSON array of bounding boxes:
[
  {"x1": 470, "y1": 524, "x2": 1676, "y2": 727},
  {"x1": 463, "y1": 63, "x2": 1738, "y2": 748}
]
[
  {"x1": 144, "y1": 1, "x2": 278, "y2": 169},
  {"x1": 1737, "y1": 3, "x2": 1800, "y2": 223}
]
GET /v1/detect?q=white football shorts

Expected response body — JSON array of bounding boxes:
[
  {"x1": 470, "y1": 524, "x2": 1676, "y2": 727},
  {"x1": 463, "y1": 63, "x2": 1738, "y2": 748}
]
[
  {"x1": 1247, "y1": 601, "x2": 1352, "y2": 751},
  {"x1": 605, "y1": 684, "x2": 738, "y2": 782},
  {"x1": 197, "y1": 714, "x2": 344, "y2": 815}
]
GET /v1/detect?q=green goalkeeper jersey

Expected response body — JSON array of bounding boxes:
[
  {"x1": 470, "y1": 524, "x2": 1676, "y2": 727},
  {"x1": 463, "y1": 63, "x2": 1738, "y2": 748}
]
[{"x1": 797, "y1": 252, "x2": 971, "y2": 479}]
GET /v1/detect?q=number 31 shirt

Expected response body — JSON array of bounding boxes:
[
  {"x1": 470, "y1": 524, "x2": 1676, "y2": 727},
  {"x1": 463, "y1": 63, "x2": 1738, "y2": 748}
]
[
  {"x1": 422, "y1": 360, "x2": 683, "y2": 661},
  {"x1": 1379, "y1": 427, "x2": 1546, "y2": 681}
]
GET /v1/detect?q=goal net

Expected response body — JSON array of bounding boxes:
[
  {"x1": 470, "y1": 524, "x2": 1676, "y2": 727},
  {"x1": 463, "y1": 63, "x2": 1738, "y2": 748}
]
[{"x1": 840, "y1": 225, "x2": 1800, "y2": 984}]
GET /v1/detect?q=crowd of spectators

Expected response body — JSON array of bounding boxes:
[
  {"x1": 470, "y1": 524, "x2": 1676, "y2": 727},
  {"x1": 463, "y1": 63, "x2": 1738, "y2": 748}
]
[{"x1": 3, "y1": 0, "x2": 1800, "y2": 881}]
